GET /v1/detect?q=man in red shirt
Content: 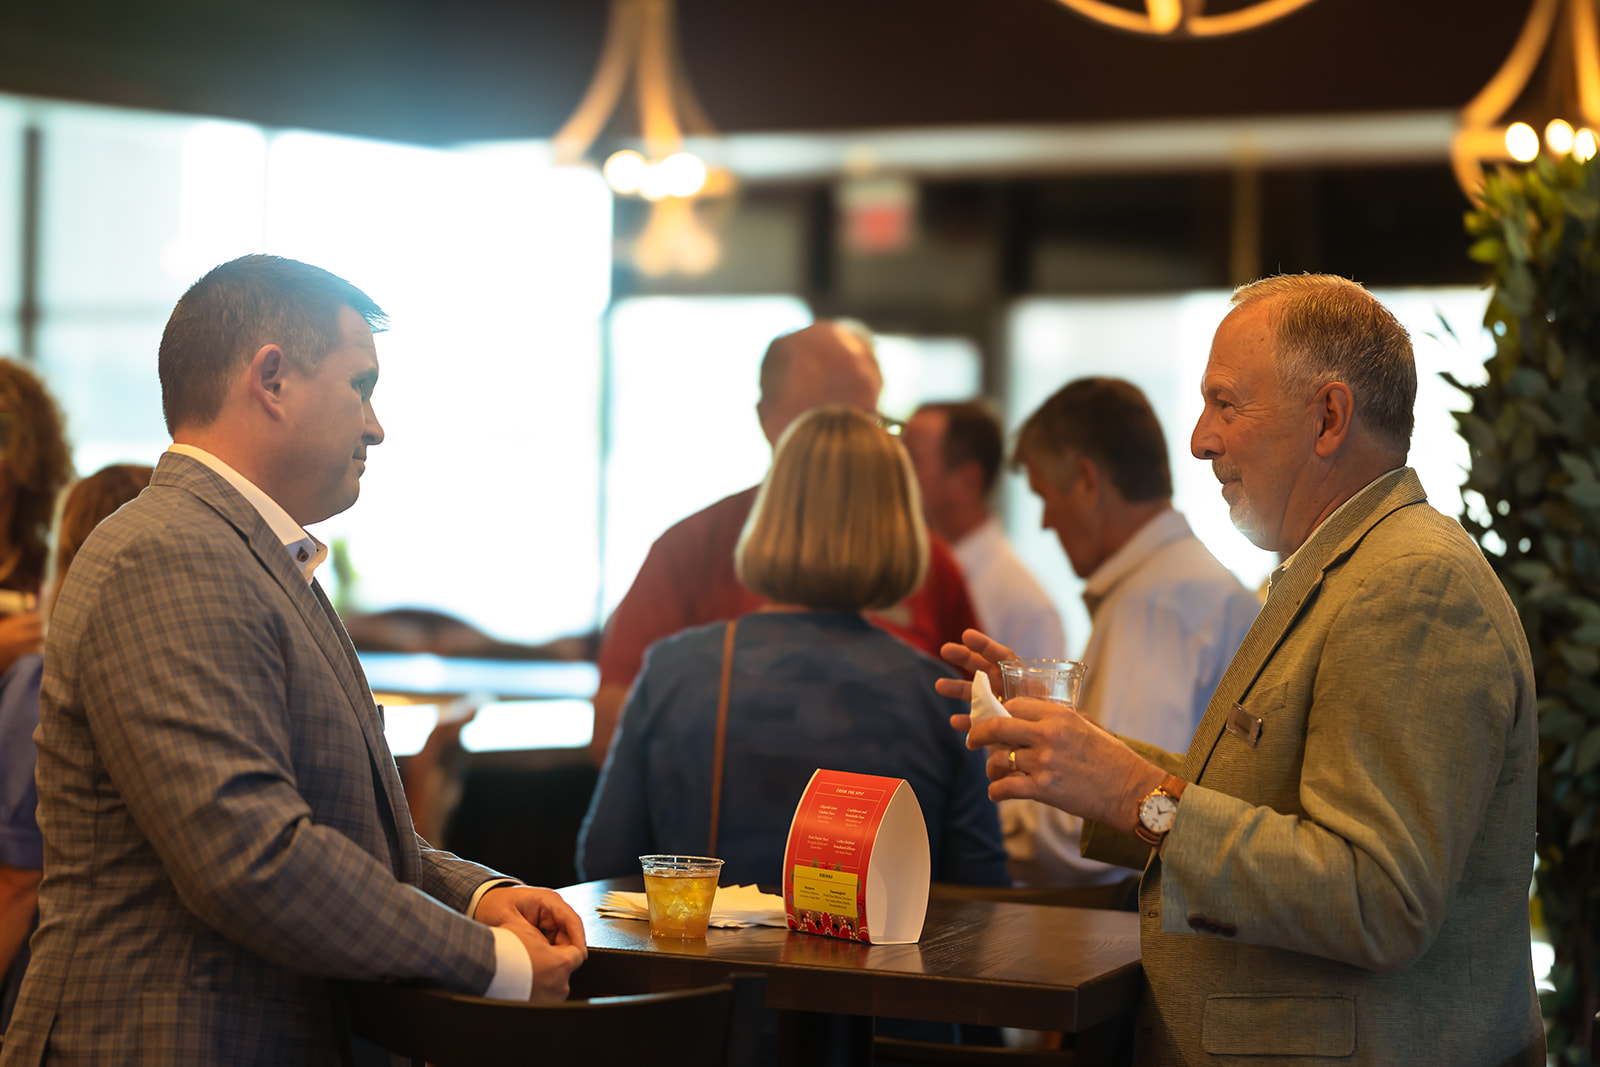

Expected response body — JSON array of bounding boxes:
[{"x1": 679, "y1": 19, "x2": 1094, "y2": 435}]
[{"x1": 589, "y1": 321, "x2": 981, "y2": 764}]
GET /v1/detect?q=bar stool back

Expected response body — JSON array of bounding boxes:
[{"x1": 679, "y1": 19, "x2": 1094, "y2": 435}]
[{"x1": 331, "y1": 974, "x2": 766, "y2": 1067}]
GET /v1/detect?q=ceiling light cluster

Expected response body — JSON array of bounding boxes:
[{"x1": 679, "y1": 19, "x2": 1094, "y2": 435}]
[
  {"x1": 1049, "y1": 0, "x2": 1319, "y2": 37},
  {"x1": 601, "y1": 148, "x2": 708, "y2": 199},
  {"x1": 1454, "y1": 0, "x2": 1600, "y2": 197},
  {"x1": 552, "y1": 0, "x2": 731, "y2": 274}
]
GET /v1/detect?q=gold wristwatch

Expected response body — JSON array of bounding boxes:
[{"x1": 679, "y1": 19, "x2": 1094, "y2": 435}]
[{"x1": 1134, "y1": 774, "x2": 1188, "y2": 846}]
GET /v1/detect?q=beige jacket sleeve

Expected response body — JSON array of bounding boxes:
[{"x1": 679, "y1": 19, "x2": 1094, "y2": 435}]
[{"x1": 1155, "y1": 552, "x2": 1526, "y2": 971}]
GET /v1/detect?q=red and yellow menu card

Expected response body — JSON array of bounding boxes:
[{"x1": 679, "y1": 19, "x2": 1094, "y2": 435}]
[{"x1": 781, "y1": 769, "x2": 930, "y2": 944}]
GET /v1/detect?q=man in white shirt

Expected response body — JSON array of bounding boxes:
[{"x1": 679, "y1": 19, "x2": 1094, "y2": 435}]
[
  {"x1": 1001, "y1": 378, "x2": 1259, "y2": 887},
  {"x1": 3, "y1": 255, "x2": 585, "y2": 1067},
  {"x1": 903, "y1": 402, "x2": 1067, "y2": 660}
]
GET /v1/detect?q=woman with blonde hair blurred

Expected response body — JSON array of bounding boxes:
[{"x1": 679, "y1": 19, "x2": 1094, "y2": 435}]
[{"x1": 578, "y1": 406, "x2": 1006, "y2": 887}]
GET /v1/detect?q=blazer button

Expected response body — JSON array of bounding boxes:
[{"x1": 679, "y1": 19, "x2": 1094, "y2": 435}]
[
  {"x1": 1218, "y1": 924, "x2": 1237, "y2": 937},
  {"x1": 1188, "y1": 915, "x2": 1209, "y2": 931}
]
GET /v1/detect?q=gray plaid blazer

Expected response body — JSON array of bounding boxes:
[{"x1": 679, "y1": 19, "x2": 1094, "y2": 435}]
[
  {"x1": 1084, "y1": 469, "x2": 1544, "y2": 1066},
  {"x1": 1, "y1": 452, "x2": 505, "y2": 1066}
]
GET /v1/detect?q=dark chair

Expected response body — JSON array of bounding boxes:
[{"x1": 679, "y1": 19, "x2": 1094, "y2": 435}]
[{"x1": 331, "y1": 974, "x2": 766, "y2": 1067}]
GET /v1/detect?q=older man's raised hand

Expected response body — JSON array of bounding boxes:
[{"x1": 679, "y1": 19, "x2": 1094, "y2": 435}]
[
  {"x1": 938, "y1": 628, "x2": 1165, "y2": 836},
  {"x1": 934, "y1": 628, "x2": 1016, "y2": 708},
  {"x1": 964, "y1": 697, "x2": 1166, "y2": 834}
]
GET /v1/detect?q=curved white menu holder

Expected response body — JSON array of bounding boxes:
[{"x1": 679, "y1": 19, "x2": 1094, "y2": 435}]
[{"x1": 782, "y1": 769, "x2": 931, "y2": 944}]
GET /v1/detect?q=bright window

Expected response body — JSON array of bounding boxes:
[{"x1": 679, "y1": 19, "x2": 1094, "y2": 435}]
[
  {"x1": 268, "y1": 133, "x2": 612, "y2": 644},
  {"x1": 602, "y1": 296, "x2": 812, "y2": 616},
  {"x1": 33, "y1": 105, "x2": 198, "y2": 474},
  {"x1": 875, "y1": 334, "x2": 983, "y2": 420},
  {"x1": 20, "y1": 97, "x2": 612, "y2": 646}
]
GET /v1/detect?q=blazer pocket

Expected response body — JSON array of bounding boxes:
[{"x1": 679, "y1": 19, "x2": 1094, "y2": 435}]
[
  {"x1": 1201, "y1": 993, "x2": 1355, "y2": 1057},
  {"x1": 1228, "y1": 683, "x2": 1287, "y2": 745}
]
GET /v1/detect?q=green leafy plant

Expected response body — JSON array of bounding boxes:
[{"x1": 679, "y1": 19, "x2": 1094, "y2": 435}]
[{"x1": 1454, "y1": 155, "x2": 1600, "y2": 1065}]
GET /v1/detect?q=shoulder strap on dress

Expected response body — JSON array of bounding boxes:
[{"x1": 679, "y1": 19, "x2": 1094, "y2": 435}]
[{"x1": 708, "y1": 618, "x2": 738, "y2": 856}]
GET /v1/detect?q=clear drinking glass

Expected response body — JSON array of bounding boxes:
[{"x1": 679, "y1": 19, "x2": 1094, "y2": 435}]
[
  {"x1": 639, "y1": 855, "x2": 724, "y2": 938},
  {"x1": 998, "y1": 658, "x2": 1086, "y2": 706}
]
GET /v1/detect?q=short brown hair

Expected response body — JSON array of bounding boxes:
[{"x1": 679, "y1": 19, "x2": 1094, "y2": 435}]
[
  {"x1": 53, "y1": 464, "x2": 154, "y2": 588},
  {"x1": 916, "y1": 401, "x2": 1004, "y2": 495},
  {"x1": 1013, "y1": 378, "x2": 1171, "y2": 502},
  {"x1": 1231, "y1": 274, "x2": 1416, "y2": 453},
  {"x1": 736, "y1": 406, "x2": 928, "y2": 612},
  {"x1": 159, "y1": 255, "x2": 387, "y2": 433},
  {"x1": 0, "y1": 358, "x2": 72, "y2": 594}
]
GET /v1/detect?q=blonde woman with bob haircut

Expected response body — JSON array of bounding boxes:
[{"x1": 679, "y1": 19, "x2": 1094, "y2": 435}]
[
  {"x1": 736, "y1": 406, "x2": 928, "y2": 613},
  {"x1": 579, "y1": 406, "x2": 1007, "y2": 889}
]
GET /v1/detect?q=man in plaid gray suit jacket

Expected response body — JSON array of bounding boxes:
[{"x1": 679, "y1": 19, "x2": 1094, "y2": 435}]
[
  {"x1": 949, "y1": 276, "x2": 1543, "y2": 1065},
  {"x1": 1, "y1": 256, "x2": 587, "y2": 1066}
]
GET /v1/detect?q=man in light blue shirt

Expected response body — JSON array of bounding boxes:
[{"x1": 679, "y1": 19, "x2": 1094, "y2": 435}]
[{"x1": 1003, "y1": 377, "x2": 1259, "y2": 887}]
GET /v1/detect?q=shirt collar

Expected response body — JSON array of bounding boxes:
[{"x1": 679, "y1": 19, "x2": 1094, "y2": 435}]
[
  {"x1": 1269, "y1": 466, "x2": 1408, "y2": 594},
  {"x1": 1082, "y1": 507, "x2": 1191, "y2": 616},
  {"x1": 167, "y1": 444, "x2": 327, "y2": 583}
]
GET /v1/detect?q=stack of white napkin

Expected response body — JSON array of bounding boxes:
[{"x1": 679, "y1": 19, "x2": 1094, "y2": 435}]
[{"x1": 598, "y1": 884, "x2": 789, "y2": 928}]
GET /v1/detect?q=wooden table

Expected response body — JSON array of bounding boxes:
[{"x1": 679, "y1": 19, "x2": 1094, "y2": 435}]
[{"x1": 561, "y1": 878, "x2": 1143, "y2": 1065}]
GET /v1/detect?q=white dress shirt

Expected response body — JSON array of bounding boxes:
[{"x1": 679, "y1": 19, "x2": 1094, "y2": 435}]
[
  {"x1": 953, "y1": 516, "x2": 1068, "y2": 660},
  {"x1": 164, "y1": 445, "x2": 533, "y2": 999},
  {"x1": 1007, "y1": 508, "x2": 1261, "y2": 887}
]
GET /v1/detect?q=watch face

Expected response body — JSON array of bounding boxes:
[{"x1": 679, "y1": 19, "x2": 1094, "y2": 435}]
[{"x1": 1140, "y1": 792, "x2": 1179, "y2": 834}]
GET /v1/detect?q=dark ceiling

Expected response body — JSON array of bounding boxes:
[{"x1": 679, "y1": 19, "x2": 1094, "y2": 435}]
[{"x1": 0, "y1": 0, "x2": 1538, "y2": 146}]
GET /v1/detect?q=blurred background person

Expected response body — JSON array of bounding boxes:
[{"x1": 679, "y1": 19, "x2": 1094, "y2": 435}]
[
  {"x1": 1003, "y1": 378, "x2": 1259, "y2": 887},
  {"x1": 0, "y1": 360, "x2": 72, "y2": 678},
  {"x1": 0, "y1": 358, "x2": 73, "y2": 1035},
  {"x1": 589, "y1": 322, "x2": 980, "y2": 765},
  {"x1": 1, "y1": 463, "x2": 150, "y2": 1033},
  {"x1": 903, "y1": 400, "x2": 1066, "y2": 659},
  {"x1": 577, "y1": 405, "x2": 1007, "y2": 889}
]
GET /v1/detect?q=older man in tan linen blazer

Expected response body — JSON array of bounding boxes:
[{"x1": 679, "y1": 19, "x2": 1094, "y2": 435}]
[
  {"x1": 947, "y1": 275, "x2": 1543, "y2": 1066},
  {"x1": 1, "y1": 256, "x2": 586, "y2": 1067}
]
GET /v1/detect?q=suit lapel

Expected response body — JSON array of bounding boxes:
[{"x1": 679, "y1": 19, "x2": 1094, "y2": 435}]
[
  {"x1": 307, "y1": 578, "x2": 419, "y2": 879},
  {"x1": 1180, "y1": 468, "x2": 1429, "y2": 784},
  {"x1": 152, "y1": 453, "x2": 417, "y2": 878}
]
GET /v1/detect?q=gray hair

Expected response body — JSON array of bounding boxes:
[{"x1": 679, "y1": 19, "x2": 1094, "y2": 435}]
[{"x1": 1231, "y1": 274, "x2": 1416, "y2": 454}]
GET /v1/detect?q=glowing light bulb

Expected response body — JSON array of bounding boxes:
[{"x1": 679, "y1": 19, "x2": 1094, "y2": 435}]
[
  {"x1": 656, "y1": 152, "x2": 707, "y2": 198},
  {"x1": 1545, "y1": 118, "x2": 1575, "y2": 155},
  {"x1": 1575, "y1": 128, "x2": 1598, "y2": 162},
  {"x1": 639, "y1": 160, "x2": 670, "y2": 201},
  {"x1": 1146, "y1": 0, "x2": 1183, "y2": 33},
  {"x1": 1505, "y1": 122, "x2": 1540, "y2": 162},
  {"x1": 603, "y1": 150, "x2": 648, "y2": 194}
]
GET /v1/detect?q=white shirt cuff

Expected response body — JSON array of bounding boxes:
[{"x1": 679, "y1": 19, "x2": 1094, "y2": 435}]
[
  {"x1": 467, "y1": 878, "x2": 520, "y2": 919},
  {"x1": 483, "y1": 925, "x2": 534, "y2": 1001}
]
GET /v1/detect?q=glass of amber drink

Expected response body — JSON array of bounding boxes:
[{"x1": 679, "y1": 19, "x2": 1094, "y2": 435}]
[{"x1": 639, "y1": 855, "x2": 724, "y2": 938}]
